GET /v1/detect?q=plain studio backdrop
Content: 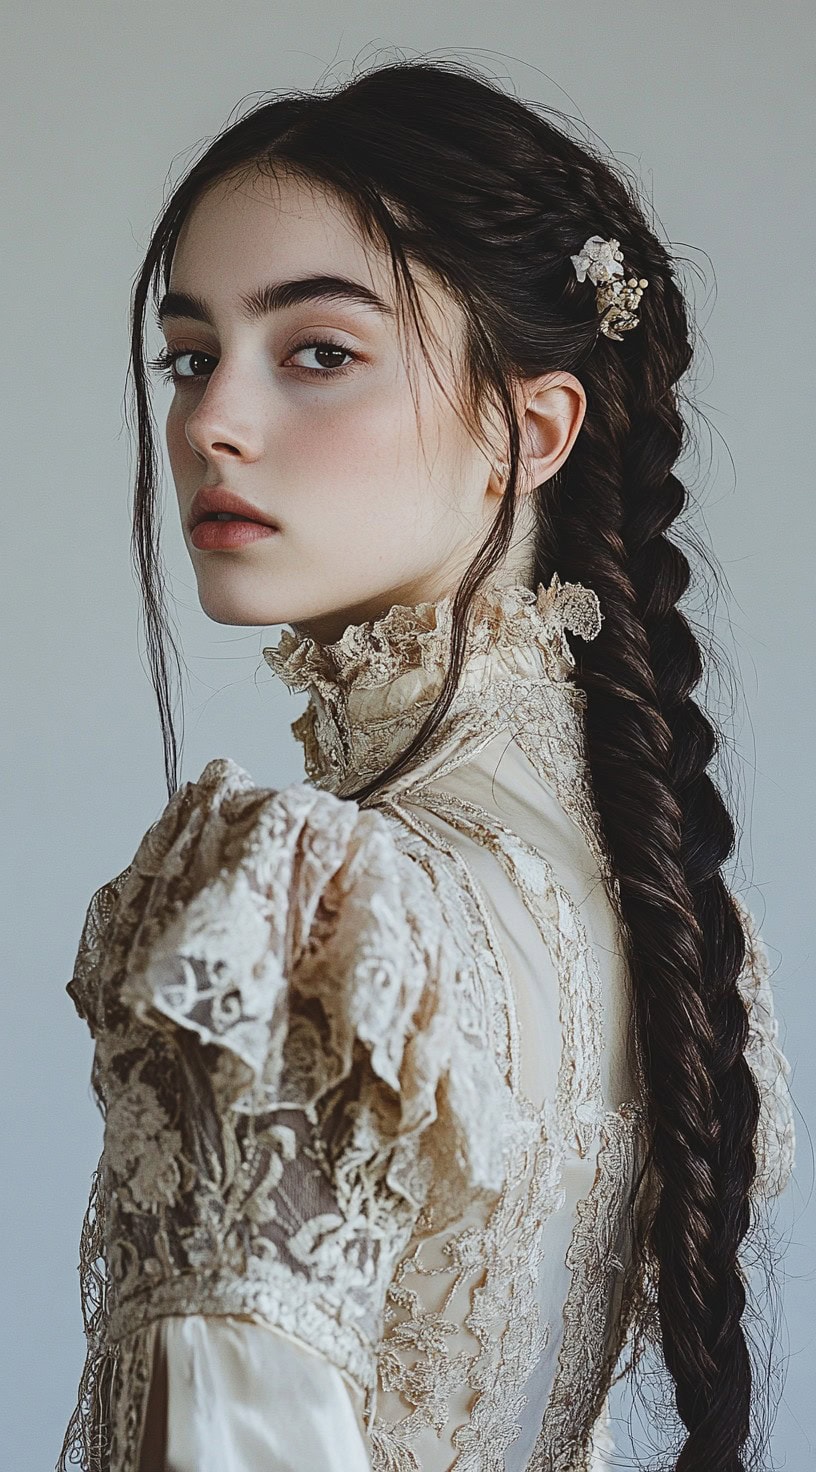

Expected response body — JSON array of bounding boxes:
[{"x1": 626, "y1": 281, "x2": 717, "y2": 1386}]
[{"x1": 2, "y1": 3, "x2": 812, "y2": 1468}]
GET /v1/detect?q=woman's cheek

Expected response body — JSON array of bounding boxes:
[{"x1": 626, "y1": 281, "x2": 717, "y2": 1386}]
[{"x1": 164, "y1": 402, "x2": 193, "y2": 476}]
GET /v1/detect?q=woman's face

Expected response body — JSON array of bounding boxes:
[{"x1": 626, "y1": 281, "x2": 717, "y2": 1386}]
[{"x1": 160, "y1": 167, "x2": 583, "y2": 642}]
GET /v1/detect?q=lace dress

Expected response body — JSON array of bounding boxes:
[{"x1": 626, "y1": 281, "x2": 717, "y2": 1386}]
[{"x1": 57, "y1": 575, "x2": 795, "y2": 1472}]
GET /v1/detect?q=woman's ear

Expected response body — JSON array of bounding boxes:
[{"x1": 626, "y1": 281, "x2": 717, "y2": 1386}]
[{"x1": 517, "y1": 372, "x2": 587, "y2": 488}]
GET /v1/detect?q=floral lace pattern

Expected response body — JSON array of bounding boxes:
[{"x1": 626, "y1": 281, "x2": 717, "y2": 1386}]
[
  {"x1": 529, "y1": 1105, "x2": 649, "y2": 1471},
  {"x1": 404, "y1": 788, "x2": 609, "y2": 1154},
  {"x1": 59, "y1": 574, "x2": 794, "y2": 1472},
  {"x1": 370, "y1": 1098, "x2": 570, "y2": 1470}
]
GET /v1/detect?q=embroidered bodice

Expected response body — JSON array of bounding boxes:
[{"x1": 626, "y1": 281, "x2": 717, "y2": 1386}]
[{"x1": 58, "y1": 575, "x2": 795, "y2": 1472}]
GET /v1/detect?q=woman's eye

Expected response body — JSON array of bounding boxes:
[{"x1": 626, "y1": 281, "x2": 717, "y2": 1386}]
[
  {"x1": 285, "y1": 339, "x2": 357, "y2": 375},
  {"x1": 148, "y1": 348, "x2": 215, "y2": 384},
  {"x1": 172, "y1": 349, "x2": 214, "y2": 380}
]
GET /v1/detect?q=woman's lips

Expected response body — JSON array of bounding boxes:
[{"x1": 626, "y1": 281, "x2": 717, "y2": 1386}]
[{"x1": 190, "y1": 519, "x2": 280, "y2": 551}]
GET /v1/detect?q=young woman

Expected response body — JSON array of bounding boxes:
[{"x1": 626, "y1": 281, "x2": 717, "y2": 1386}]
[{"x1": 58, "y1": 58, "x2": 795, "y2": 1472}]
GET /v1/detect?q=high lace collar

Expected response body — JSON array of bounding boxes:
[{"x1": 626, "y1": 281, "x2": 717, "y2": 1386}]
[{"x1": 262, "y1": 572, "x2": 603, "y2": 795}]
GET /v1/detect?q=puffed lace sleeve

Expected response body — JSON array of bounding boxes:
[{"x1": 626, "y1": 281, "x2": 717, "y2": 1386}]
[
  {"x1": 732, "y1": 894, "x2": 796, "y2": 1199},
  {"x1": 62, "y1": 756, "x2": 525, "y2": 1472},
  {"x1": 114, "y1": 757, "x2": 517, "y2": 1226}
]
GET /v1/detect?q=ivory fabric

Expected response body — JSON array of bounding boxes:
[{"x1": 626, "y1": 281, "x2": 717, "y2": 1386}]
[
  {"x1": 57, "y1": 575, "x2": 795, "y2": 1472},
  {"x1": 136, "y1": 1314, "x2": 372, "y2": 1472}
]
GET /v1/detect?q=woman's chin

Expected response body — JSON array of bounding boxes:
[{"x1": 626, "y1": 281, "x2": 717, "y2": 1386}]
[{"x1": 193, "y1": 581, "x2": 283, "y2": 629}]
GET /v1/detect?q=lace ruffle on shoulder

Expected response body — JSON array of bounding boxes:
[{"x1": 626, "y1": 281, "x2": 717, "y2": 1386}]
[{"x1": 73, "y1": 757, "x2": 525, "y2": 1230}]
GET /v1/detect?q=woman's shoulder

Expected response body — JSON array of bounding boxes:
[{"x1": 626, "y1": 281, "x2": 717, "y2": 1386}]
[{"x1": 64, "y1": 756, "x2": 399, "y2": 1054}]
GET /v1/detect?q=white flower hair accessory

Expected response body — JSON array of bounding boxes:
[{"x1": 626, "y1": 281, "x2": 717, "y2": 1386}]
[{"x1": 570, "y1": 234, "x2": 649, "y2": 341}]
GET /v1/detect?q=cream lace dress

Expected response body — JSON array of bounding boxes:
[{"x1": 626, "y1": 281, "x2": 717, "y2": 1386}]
[{"x1": 57, "y1": 575, "x2": 795, "y2": 1472}]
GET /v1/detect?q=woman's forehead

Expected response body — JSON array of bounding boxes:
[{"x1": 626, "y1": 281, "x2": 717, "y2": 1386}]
[{"x1": 170, "y1": 170, "x2": 466, "y2": 353}]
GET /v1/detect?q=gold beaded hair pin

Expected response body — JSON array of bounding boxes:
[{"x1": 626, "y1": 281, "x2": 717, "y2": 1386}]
[{"x1": 569, "y1": 235, "x2": 649, "y2": 340}]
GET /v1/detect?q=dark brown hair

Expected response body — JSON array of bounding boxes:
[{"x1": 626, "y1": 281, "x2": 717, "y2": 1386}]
[{"x1": 126, "y1": 56, "x2": 782, "y2": 1469}]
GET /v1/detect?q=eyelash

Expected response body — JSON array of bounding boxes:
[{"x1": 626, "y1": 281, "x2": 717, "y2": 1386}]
[{"x1": 147, "y1": 337, "x2": 358, "y2": 385}]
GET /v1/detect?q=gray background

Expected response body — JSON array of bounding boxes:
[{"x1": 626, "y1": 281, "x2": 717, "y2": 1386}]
[{"x1": 2, "y1": 3, "x2": 812, "y2": 1467}]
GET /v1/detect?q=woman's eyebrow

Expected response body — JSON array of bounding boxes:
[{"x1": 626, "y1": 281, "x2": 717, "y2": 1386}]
[{"x1": 155, "y1": 274, "x2": 395, "y2": 327}]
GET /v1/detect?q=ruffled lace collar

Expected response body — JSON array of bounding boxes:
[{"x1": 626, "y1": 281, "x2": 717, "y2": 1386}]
[{"x1": 262, "y1": 572, "x2": 603, "y2": 795}]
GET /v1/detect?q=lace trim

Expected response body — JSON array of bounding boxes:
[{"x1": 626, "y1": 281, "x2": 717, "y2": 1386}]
[
  {"x1": 56, "y1": 1163, "x2": 116, "y2": 1472},
  {"x1": 550, "y1": 893, "x2": 799, "y2": 1451},
  {"x1": 511, "y1": 709, "x2": 616, "y2": 899},
  {"x1": 54, "y1": 1174, "x2": 157, "y2": 1472},
  {"x1": 529, "y1": 1104, "x2": 648, "y2": 1471},
  {"x1": 105, "y1": 1264, "x2": 392, "y2": 1391},
  {"x1": 374, "y1": 800, "x2": 520, "y2": 1090},
  {"x1": 368, "y1": 1098, "x2": 566, "y2": 1471},
  {"x1": 451, "y1": 1098, "x2": 573, "y2": 1466},
  {"x1": 263, "y1": 573, "x2": 603, "y2": 699},
  {"x1": 110, "y1": 1330, "x2": 155, "y2": 1472},
  {"x1": 262, "y1": 574, "x2": 604, "y2": 795},
  {"x1": 65, "y1": 869, "x2": 132, "y2": 1040},
  {"x1": 410, "y1": 789, "x2": 606, "y2": 1156},
  {"x1": 730, "y1": 896, "x2": 796, "y2": 1199}
]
